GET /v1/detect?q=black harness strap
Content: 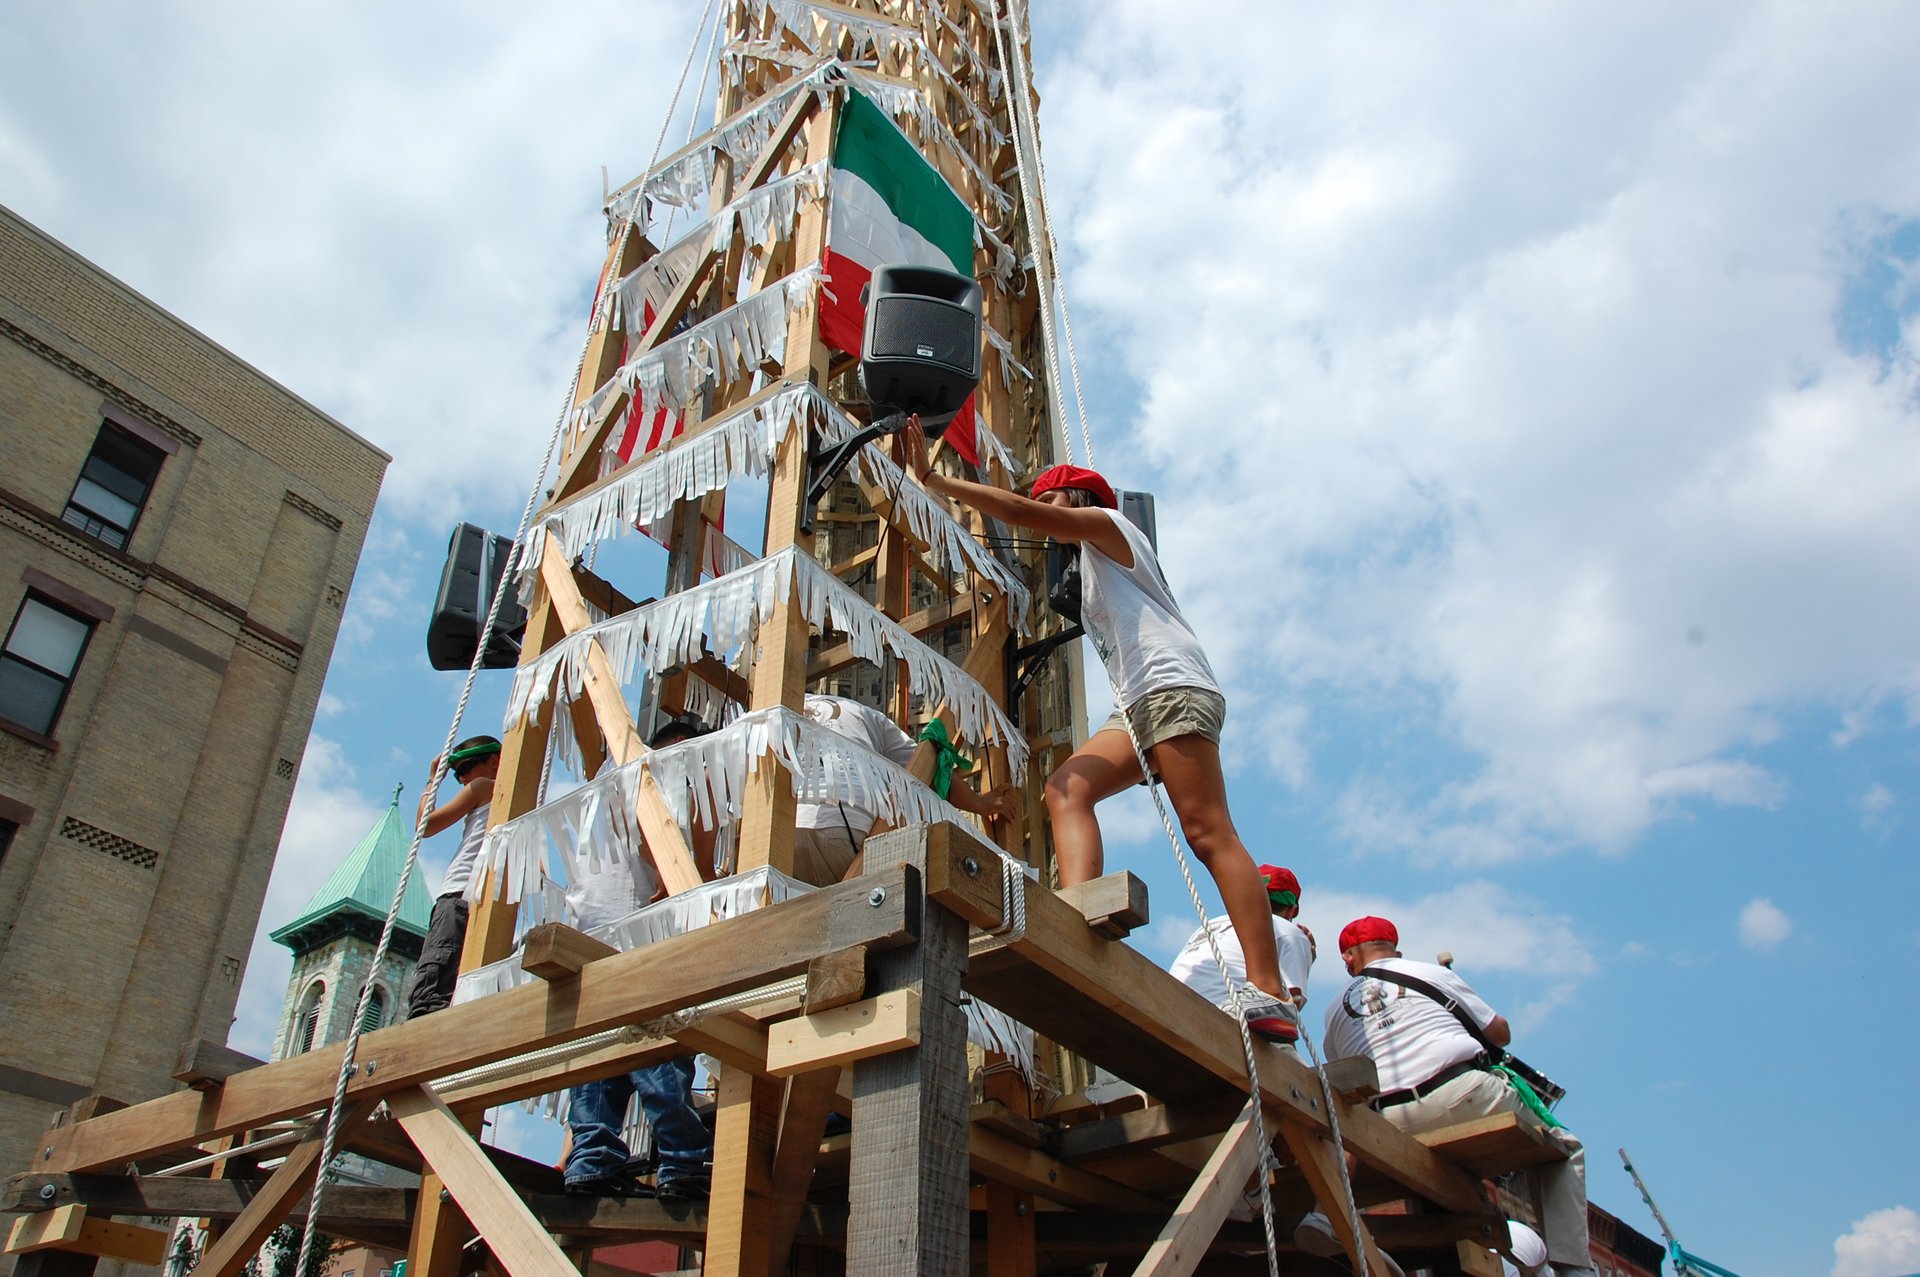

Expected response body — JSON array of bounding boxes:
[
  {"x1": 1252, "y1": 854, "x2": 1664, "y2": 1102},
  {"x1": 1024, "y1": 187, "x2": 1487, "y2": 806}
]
[{"x1": 1341, "y1": 964, "x2": 1508, "y2": 1064}]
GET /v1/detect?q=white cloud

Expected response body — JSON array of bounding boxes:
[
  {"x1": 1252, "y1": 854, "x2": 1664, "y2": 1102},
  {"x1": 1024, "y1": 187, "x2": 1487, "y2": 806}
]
[
  {"x1": 1738, "y1": 897, "x2": 1793, "y2": 951},
  {"x1": 1043, "y1": 1, "x2": 1920, "y2": 863},
  {"x1": 1832, "y1": 1205, "x2": 1920, "y2": 1277}
]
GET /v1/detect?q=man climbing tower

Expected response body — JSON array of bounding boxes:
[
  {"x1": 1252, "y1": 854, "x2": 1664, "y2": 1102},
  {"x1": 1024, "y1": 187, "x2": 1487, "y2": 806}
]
[{"x1": 404, "y1": 735, "x2": 499, "y2": 1019}]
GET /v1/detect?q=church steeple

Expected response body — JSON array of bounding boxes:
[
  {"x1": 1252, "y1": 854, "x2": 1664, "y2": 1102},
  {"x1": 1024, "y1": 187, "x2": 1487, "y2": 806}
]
[{"x1": 267, "y1": 787, "x2": 434, "y2": 1062}]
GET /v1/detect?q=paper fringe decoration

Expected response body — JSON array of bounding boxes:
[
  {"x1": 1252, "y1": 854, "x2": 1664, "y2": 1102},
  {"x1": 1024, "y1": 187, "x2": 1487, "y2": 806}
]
[
  {"x1": 510, "y1": 545, "x2": 1025, "y2": 780},
  {"x1": 523, "y1": 379, "x2": 1033, "y2": 621}
]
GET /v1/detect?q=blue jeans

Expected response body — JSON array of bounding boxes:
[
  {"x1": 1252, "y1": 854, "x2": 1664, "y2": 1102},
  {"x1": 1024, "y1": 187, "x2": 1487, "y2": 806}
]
[{"x1": 563, "y1": 1058, "x2": 710, "y2": 1186}]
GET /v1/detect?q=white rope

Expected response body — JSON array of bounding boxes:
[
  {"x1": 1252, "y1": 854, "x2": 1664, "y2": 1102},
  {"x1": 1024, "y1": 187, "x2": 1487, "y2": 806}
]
[
  {"x1": 1101, "y1": 688, "x2": 1283, "y2": 1277},
  {"x1": 987, "y1": 0, "x2": 1080, "y2": 466},
  {"x1": 1002, "y1": 0, "x2": 1096, "y2": 468}
]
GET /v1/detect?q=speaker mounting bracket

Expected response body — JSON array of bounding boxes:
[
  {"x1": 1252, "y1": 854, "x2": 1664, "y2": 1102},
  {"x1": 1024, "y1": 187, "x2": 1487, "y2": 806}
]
[{"x1": 801, "y1": 410, "x2": 908, "y2": 533}]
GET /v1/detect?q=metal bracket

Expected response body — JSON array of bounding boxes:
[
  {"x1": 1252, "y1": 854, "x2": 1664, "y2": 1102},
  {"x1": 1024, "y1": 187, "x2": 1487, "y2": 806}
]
[
  {"x1": 801, "y1": 410, "x2": 909, "y2": 533},
  {"x1": 1009, "y1": 624, "x2": 1084, "y2": 722}
]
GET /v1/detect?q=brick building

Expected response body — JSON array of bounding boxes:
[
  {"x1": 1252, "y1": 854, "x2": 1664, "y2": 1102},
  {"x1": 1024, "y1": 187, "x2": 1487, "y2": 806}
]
[{"x1": 0, "y1": 203, "x2": 387, "y2": 1269}]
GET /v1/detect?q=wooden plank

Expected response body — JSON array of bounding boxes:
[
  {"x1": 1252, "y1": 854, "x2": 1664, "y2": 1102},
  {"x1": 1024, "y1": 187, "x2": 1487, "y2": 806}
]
[
  {"x1": 520, "y1": 923, "x2": 618, "y2": 981},
  {"x1": 1057, "y1": 871, "x2": 1150, "y2": 939},
  {"x1": 1129, "y1": 1100, "x2": 1266, "y2": 1277},
  {"x1": 6, "y1": 1205, "x2": 84, "y2": 1253},
  {"x1": 1414, "y1": 1110, "x2": 1568, "y2": 1174},
  {"x1": 1280, "y1": 1118, "x2": 1392, "y2": 1277},
  {"x1": 803, "y1": 944, "x2": 868, "y2": 1013},
  {"x1": 764, "y1": 1066, "x2": 842, "y2": 1273},
  {"x1": 1053, "y1": 1096, "x2": 1249, "y2": 1164},
  {"x1": 1, "y1": 1209, "x2": 167, "y2": 1267},
  {"x1": 985, "y1": 1182, "x2": 1036, "y2": 1277},
  {"x1": 1323, "y1": 1056, "x2": 1380, "y2": 1102},
  {"x1": 970, "y1": 1126, "x2": 1167, "y2": 1215},
  {"x1": 171, "y1": 1040, "x2": 265, "y2": 1091},
  {"x1": 847, "y1": 827, "x2": 972, "y2": 1276},
  {"x1": 922, "y1": 825, "x2": 1492, "y2": 1213},
  {"x1": 195, "y1": 1101, "x2": 376, "y2": 1277},
  {"x1": 806, "y1": 588, "x2": 976, "y2": 682},
  {"x1": 1459, "y1": 1237, "x2": 1506, "y2": 1276},
  {"x1": 40, "y1": 868, "x2": 917, "y2": 1173},
  {"x1": 767, "y1": 991, "x2": 922, "y2": 1075},
  {"x1": 388, "y1": 1086, "x2": 580, "y2": 1277},
  {"x1": 701, "y1": 1066, "x2": 782, "y2": 1277}
]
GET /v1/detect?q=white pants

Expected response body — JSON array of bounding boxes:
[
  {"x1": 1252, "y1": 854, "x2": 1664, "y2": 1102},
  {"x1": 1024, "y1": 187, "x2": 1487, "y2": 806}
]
[
  {"x1": 1383, "y1": 1069, "x2": 1591, "y2": 1269},
  {"x1": 791, "y1": 824, "x2": 861, "y2": 887}
]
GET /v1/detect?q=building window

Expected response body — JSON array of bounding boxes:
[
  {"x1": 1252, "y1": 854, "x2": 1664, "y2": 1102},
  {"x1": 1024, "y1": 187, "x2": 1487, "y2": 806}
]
[
  {"x1": 359, "y1": 987, "x2": 386, "y2": 1035},
  {"x1": 0, "y1": 594, "x2": 96, "y2": 736},
  {"x1": 62, "y1": 425, "x2": 166, "y2": 550},
  {"x1": 295, "y1": 980, "x2": 326, "y2": 1054}
]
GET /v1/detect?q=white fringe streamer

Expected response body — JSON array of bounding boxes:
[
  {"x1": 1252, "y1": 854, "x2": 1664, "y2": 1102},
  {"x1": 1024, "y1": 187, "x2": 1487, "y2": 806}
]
[
  {"x1": 469, "y1": 705, "x2": 984, "y2": 909},
  {"x1": 508, "y1": 546, "x2": 1027, "y2": 777}
]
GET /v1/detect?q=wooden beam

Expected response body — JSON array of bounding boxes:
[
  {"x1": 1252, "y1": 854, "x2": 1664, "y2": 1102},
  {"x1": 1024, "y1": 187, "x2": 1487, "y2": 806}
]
[
  {"x1": 701, "y1": 1067, "x2": 782, "y2": 1277},
  {"x1": 2, "y1": 1208, "x2": 166, "y2": 1267},
  {"x1": 767, "y1": 991, "x2": 922, "y2": 1075},
  {"x1": 520, "y1": 923, "x2": 618, "y2": 982},
  {"x1": 985, "y1": 1182, "x2": 1036, "y2": 1277},
  {"x1": 1414, "y1": 1110, "x2": 1568, "y2": 1175},
  {"x1": 171, "y1": 1040, "x2": 265, "y2": 1092},
  {"x1": 194, "y1": 1101, "x2": 376, "y2": 1277},
  {"x1": 39, "y1": 869, "x2": 917, "y2": 1173},
  {"x1": 806, "y1": 588, "x2": 976, "y2": 682},
  {"x1": 764, "y1": 1066, "x2": 842, "y2": 1273},
  {"x1": 921, "y1": 826, "x2": 1492, "y2": 1213},
  {"x1": 388, "y1": 1086, "x2": 580, "y2": 1277},
  {"x1": 1280, "y1": 1118, "x2": 1392, "y2": 1277},
  {"x1": 847, "y1": 827, "x2": 972, "y2": 1275},
  {"x1": 1057, "y1": 871, "x2": 1150, "y2": 939},
  {"x1": 802, "y1": 944, "x2": 868, "y2": 1013},
  {"x1": 1052, "y1": 1096, "x2": 1251, "y2": 1164},
  {"x1": 970, "y1": 1126, "x2": 1167, "y2": 1215},
  {"x1": 1130, "y1": 1100, "x2": 1267, "y2": 1277}
]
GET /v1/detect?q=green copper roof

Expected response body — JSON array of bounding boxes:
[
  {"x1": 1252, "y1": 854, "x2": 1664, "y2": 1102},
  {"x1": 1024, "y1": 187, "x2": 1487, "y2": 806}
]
[{"x1": 271, "y1": 786, "x2": 432, "y2": 953}]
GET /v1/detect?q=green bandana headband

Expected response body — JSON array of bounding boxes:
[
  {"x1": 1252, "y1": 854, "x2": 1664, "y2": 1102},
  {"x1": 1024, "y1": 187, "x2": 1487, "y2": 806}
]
[
  {"x1": 1268, "y1": 890, "x2": 1298, "y2": 909},
  {"x1": 448, "y1": 741, "x2": 501, "y2": 773},
  {"x1": 915, "y1": 720, "x2": 974, "y2": 799}
]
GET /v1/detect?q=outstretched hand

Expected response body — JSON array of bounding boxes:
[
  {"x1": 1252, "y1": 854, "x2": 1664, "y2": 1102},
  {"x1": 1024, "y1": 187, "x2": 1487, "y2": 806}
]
[
  {"x1": 978, "y1": 783, "x2": 1021, "y2": 823},
  {"x1": 899, "y1": 414, "x2": 933, "y2": 484}
]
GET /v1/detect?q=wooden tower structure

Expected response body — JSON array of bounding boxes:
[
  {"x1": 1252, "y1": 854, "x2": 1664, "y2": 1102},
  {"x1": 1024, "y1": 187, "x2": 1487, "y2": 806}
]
[{"x1": 2, "y1": 4, "x2": 1582, "y2": 1275}]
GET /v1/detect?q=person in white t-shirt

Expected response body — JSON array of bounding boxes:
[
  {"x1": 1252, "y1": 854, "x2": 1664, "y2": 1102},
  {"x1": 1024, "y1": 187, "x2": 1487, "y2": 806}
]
[
  {"x1": 1323, "y1": 917, "x2": 1595, "y2": 1277},
  {"x1": 404, "y1": 735, "x2": 499, "y2": 1020},
  {"x1": 791, "y1": 693, "x2": 1018, "y2": 887},
  {"x1": 902, "y1": 421, "x2": 1296, "y2": 1042},
  {"x1": 1171, "y1": 865, "x2": 1314, "y2": 1043}
]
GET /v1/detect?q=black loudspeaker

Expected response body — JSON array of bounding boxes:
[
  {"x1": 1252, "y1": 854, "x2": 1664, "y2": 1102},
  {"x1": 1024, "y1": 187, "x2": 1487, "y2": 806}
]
[
  {"x1": 426, "y1": 523, "x2": 526, "y2": 671},
  {"x1": 859, "y1": 263, "x2": 983, "y2": 434}
]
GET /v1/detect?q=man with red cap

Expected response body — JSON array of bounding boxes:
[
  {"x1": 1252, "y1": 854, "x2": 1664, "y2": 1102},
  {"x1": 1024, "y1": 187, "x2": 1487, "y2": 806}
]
[
  {"x1": 1316, "y1": 917, "x2": 1596, "y2": 1276},
  {"x1": 900, "y1": 421, "x2": 1298, "y2": 1043},
  {"x1": 1170, "y1": 865, "x2": 1314, "y2": 1040}
]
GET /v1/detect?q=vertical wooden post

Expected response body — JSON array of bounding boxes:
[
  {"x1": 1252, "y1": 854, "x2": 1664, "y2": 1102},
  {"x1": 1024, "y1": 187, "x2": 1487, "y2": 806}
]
[
  {"x1": 700, "y1": 1067, "x2": 784, "y2": 1277},
  {"x1": 847, "y1": 827, "x2": 970, "y2": 1276},
  {"x1": 984, "y1": 1182, "x2": 1037, "y2": 1277}
]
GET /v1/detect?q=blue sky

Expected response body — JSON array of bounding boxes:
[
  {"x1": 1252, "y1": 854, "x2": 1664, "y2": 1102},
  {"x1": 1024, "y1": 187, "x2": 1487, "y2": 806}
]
[{"x1": 3, "y1": 4, "x2": 1917, "y2": 1274}]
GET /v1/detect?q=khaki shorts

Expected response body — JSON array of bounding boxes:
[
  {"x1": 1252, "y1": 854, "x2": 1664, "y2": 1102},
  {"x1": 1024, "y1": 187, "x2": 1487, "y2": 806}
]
[
  {"x1": 1097, "y1": 685, "x2": 1226, "y2": 753},
  {"x1": 791, "y1": 824, "x2": 861, "y2": 887}
]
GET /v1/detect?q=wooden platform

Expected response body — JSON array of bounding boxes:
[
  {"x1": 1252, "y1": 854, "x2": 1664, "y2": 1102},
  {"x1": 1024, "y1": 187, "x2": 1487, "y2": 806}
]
[{"x1": 0, "y1": 823, "x2": 1582, "y2": 1277}]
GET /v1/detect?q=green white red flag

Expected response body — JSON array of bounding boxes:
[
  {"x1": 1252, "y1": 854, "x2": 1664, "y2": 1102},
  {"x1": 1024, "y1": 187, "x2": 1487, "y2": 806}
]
[{"x1": 820, "y1": 88, "x2": 982, "y2": 465}]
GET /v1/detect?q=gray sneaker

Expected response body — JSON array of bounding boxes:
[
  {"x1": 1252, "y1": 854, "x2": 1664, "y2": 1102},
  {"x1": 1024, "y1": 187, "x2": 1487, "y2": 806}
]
[{"x1": 1233, "y1": 988, "x2": 1300, "y2": 1045}]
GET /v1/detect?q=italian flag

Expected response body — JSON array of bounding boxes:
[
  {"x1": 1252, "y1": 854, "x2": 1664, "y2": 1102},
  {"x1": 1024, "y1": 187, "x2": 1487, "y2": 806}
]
[{"x1": 820, "y1": 89, "x2": 982, "y2": 465}]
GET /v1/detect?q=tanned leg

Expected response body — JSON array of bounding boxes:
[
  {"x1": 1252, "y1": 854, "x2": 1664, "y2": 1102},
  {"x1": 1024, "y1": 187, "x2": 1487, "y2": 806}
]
[
  {"x1": 1149, "y1": 733, "x2": 1285, "y2": 1000},
  {"x1": 1042, "y1": 729, "x2": 1144, "y2": 886}
]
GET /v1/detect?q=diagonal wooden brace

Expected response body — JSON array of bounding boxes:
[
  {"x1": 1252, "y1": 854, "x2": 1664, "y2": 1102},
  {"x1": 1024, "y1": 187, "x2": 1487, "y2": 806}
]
[
  {"x1": 388, "y1": 1085, "x2": 580, "y2": 1277},
  {"x1": 537, "y1": 538, "x2": 703, "y2": 895},
  {"x1": 1130, "y1": 1098, "x2": 1269, "y2": 1277},
  {"x1": 193, "y1": 1099, "x2": 378, "y2": 1277},
  {"x1": 1281, "y1": 1117, "x2": 1393, "y2": 1277}
]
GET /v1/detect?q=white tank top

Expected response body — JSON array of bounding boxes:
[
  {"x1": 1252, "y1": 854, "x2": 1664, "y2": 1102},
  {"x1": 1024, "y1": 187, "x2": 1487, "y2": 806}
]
[
  {"x1": 1079, "y1": 509, "x2": 1220, "y2": 710},
  {"x1": 438, "y1": 804, "x2": 489, "y2": 898}
]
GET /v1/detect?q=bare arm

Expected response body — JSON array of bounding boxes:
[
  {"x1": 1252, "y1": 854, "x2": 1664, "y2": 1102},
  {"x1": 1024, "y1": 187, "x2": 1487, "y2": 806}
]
[
  {"x1": 422, "y1": 775, "x2": 492, "y2": 837},
  {"x1": 1483, "y1": 1015, "x2": 1512, "y2": 1048},
  {"x1": 947, "y1": 779, "x2": 1021, "y2": 823},
  {"x1": 899, "y1": 419, "x2": 1133, "y2": 564}
]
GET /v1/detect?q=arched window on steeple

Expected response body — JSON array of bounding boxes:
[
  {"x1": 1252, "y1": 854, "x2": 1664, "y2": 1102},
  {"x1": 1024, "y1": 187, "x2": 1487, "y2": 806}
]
[
  {"x1": 295, "y1": 980, "x2": 326, "y2": 1055},
  {"x1": 360, "y1": 986, "x2": 386, "y2": 1035}
]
